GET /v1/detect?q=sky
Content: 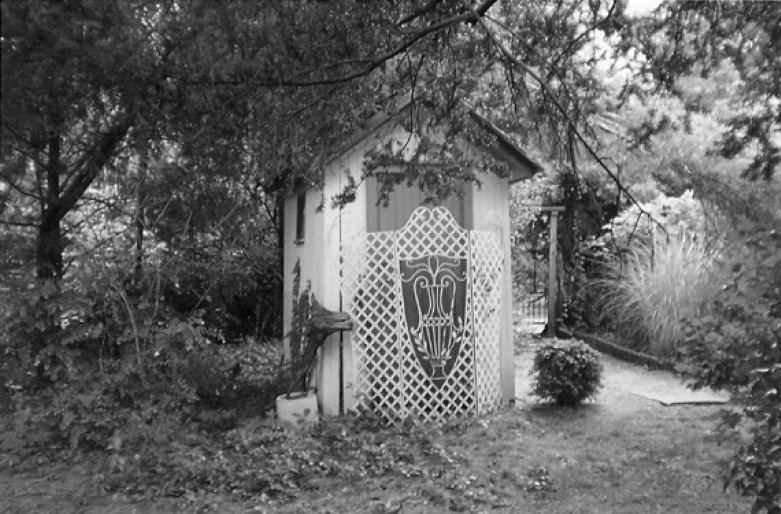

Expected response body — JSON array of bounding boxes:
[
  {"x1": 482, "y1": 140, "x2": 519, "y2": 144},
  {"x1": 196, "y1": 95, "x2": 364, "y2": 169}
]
[{"x1": 625, "y1": 0, "x2": 664, "y2": 17}]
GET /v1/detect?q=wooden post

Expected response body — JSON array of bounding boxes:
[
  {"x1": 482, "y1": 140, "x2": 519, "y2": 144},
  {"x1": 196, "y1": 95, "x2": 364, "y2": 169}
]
[{"x1": 544, "y1": 208, "x2": 563, "y2": 338}]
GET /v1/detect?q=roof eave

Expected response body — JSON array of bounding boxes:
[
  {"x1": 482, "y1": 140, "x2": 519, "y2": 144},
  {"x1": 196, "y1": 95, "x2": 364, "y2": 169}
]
[
  {"x1": 466, "y1": 109, "x2": 543, "y2": 183},
  {"x1": 322, "y1": 98, "x2": 543, "y2": 183}
]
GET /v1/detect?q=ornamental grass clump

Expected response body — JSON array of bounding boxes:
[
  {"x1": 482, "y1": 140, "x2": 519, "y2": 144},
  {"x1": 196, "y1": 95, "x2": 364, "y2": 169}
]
[
  {"x1": 530, "y1": 341, "x2": 603, "y2": 407},
  {"x1": 595, "y1": 232, "x2": 723, "y2": 358}
]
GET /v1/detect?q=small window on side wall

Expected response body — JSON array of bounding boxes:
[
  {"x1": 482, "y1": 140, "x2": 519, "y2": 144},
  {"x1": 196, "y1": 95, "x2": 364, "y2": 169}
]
[{"x1": 295, "y1": 192, "x2": 306, "y2": 244}]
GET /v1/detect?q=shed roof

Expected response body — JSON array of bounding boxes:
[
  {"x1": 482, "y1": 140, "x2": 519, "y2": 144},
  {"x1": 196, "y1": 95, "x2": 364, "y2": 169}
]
[
  {"x1": 465, "y1": 109, "x2": 543, "y2": 183},
  {"x1": 325, "y1": 98, "x2": 543, "y2": 184}
]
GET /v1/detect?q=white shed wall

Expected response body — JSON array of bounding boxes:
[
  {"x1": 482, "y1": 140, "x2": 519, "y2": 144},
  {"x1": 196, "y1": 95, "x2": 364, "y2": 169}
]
[{"x1": 467, "y1": 170, "x2": 515, "y2": 404}]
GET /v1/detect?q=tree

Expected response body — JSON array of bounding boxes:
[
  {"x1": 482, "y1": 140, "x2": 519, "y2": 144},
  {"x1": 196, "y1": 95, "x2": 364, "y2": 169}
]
[
  {"x1": 1, "y1": 0, "x2": 650, "y2": 286},
  {"x1": 617, "y1": 0, "x2": 781, "y2": 181},
  {"x1": 0, "y1": 1, "x2": 164, "y2": 279}
]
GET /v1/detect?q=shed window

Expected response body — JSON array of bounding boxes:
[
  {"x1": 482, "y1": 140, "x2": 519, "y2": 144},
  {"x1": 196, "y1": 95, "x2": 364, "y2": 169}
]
[{"x1": 295, "y1": 193, "x2": 306, "y2": 243}]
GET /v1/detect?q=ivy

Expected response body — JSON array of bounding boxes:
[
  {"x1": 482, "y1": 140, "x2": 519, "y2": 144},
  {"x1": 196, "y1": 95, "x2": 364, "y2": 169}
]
[{"x1": 98, "y1": 412, "x2": 483, "y2": 505}]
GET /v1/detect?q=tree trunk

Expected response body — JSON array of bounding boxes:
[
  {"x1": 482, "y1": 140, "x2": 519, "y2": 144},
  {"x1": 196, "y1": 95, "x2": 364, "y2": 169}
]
[
  {"x1": 134, "y1": 143, "x2": 149, "y2": 281},
  {"x1": 32, "y1": 115, "x2": 133, "y2": 280},
  {"x1": 36, "y1": 134, "x2": 63, "y2": 280},
  {"x1": 37, "y1": 213, "x2": 63, "y2": 280}
]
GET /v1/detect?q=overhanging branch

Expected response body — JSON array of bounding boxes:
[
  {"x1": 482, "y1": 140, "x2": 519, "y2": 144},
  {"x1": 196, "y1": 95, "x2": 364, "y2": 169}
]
[
  {"x1": 184, "y1": 0, "x2": 500, "y2": 89},
  {"x1": 55, "y1": 114, "x2": 134, "y2": 222},
  {"x1": 471, "y1": 7, "x2": 665, "y2": 232}
]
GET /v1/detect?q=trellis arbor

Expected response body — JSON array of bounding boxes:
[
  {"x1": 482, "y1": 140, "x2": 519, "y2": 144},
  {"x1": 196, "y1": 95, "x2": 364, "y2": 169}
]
[{"x1": 282, "y1": 103, "x2": 541, "y2": 421}]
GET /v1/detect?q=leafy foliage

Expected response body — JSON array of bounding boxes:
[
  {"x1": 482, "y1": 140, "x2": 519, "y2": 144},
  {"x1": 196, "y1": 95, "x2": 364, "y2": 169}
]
[
  {"x1": 621, "y1": 1, "x2": 781, "y2": 181},
  {"x1": 530, "y1": 341, "x2": 603, "y2": 407},
  {"x1": 283, "y1": 260, "x2": 317, "y2": 397},
  {"x1": 98, "y1": 410, "x2": 478, "y2": 504},
  {"x1": 593, "y1": 191, "x2": 714, "y2": 253},
  {"x1": 682, "y1": 216, "x2": 781, "y2": 513},
  {"x1": 2, "y1": 1, "x2": 780, "y2": 509},
  {"x1": 0, "y1": 257, "x2": 286, "y2": 453},
  {"x1": 510, "y1": 173, "x2": 560, "y2": 297}
]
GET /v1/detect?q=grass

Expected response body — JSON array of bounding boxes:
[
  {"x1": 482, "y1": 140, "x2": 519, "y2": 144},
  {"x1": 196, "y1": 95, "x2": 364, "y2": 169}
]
[
  {"x1": 0, "y1": 343, "x2": 751, "y2": 513},
  {"x1": 594, "y1": 232, "x2": 723, "y2": 357}
]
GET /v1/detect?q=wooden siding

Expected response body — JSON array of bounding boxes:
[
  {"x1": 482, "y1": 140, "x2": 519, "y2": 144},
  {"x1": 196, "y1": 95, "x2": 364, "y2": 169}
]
[
  {"x1": 467, "y1": 170, "x2": 515, "y2": 404},
  {"x1": 318, "y1": 142, "x2": 370, "y2": 416},
  {"x1": 365, "y1": 176, "x2": 466, "y2": 232},
  {"x1": 284, "y1": 120, "x2": 523, "y2": 416}
]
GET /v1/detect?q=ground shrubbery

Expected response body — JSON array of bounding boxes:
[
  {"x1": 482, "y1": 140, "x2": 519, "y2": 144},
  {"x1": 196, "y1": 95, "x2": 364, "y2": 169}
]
[
  {"x1": 99, "y1": 411, "x2": 473, "y2": 501},
  {"x1": 585, "y1": 192, "x2": 725, "y2": 358},
  {"x1": 530, "y1": 341, "x2": 603, "y2": 407},
  {"x1": 594, "y1": 233, "x2": 723, "y2": 357},
  {"x1": 682, "y1": 218, "x2": 781, "y2": 513},
  {"x1": 0, "y1": 258, "x2": 287, "y2": 458},
  {"x1": 585, "y1": 186, "x2": 780, "y2": 511}
]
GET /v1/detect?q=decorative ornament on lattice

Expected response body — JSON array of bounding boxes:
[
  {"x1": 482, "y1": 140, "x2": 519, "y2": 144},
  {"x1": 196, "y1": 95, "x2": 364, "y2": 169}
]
[{"x1": 341, "y1": 206, "x2": 503, "y2": 422}]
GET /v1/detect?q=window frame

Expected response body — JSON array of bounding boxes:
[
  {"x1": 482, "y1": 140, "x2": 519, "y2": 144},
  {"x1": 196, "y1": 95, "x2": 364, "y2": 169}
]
[{"x1": 294, "y1": 192, "x2": 306, "y2": 244}]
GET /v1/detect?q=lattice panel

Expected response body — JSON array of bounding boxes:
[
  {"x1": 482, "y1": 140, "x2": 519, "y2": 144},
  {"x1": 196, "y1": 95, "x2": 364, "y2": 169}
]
[
  {"x1": 395, "y1": 207, "x2": 471, "y2": 261},
  {"x1": 396, "y1": 207, "x2": 475, "y2": 421},
  {"x1": 341, "y1": 206, "x2": 503, "y2": 422},
  {"x1": 471, "y1": 231, "x2": 503, "y2": 414},
  {"x1": 341, "y1": 232, "x2": 403, "y2": 421}
]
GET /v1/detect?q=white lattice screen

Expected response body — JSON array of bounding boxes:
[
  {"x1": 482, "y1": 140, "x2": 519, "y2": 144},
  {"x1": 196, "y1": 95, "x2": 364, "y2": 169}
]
[{"x1": 341, "y1": 206, "x2": 503, "y2": 422}]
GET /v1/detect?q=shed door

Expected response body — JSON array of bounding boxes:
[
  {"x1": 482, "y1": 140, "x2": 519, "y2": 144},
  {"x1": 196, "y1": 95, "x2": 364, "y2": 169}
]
[{"x1": 366, "y1": 175, "x2": 465, "y2": 232}]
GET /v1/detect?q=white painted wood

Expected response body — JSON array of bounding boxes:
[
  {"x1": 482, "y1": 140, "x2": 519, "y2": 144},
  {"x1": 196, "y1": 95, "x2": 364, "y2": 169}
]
[
  {"x1": 467, "y1": 170, "x2": 515, "y2": 405},
  {"x1": 337, "y1": 148, "x2": 370, "y2": 413},
  {"x1": 284, "y1": 116, "x2": 533, "y2": 417},
  {"x1": 340, "y1": 206, "x2": 503, "y2": 421},
  {"x1": 319, "y1": 162, "x2": 345, "y2": 416},
  {"x1": 318, "y1": 141, "x2": 377, "y2": 415}
]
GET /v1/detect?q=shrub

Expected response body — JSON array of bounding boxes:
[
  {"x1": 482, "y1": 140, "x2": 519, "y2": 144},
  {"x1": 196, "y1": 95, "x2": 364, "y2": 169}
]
[
  {"x1": 0, "y1": 263, "x2": 287, "y2": 453},
  {"x1": 530, "y1": 340, "x2": 603, "y2": 407},
  {"x1": 682, "y1": 217, "x2": 780, "y2": 513},
  {"x1": 594, "y1": 232, "x2": 723, "y2": 357}
]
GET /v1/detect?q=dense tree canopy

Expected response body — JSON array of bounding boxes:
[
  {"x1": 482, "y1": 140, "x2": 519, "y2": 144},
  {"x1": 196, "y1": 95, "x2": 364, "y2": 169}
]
[
  {"x1": 1, "y1": 0, "x2": 778, "y2": 329},
  {"x1": 0, "y1": 0, "x2": 640, "y2": 280},
  {"x1": 2, "y1": 0, "x2": 778, "y2": 276},
  {"x1": 621, "y1": 1, "x2": 780, "y2": 180}
]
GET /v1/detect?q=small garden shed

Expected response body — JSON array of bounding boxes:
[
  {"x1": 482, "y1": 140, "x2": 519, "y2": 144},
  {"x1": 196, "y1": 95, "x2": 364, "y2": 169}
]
[{"x1": 283, "y1": 102, "x2": 541, "y2": 421}]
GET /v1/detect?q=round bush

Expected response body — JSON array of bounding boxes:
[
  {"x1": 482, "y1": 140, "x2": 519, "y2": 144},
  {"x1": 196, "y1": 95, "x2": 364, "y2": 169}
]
[{"x1": 530, "y1": 341, "x2": 603, "y2": 407}]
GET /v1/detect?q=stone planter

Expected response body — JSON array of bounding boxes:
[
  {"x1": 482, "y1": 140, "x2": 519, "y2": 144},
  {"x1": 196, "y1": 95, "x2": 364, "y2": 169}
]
[{"x1": 276, "y1": 391, "x2": 319, "y2": 429}]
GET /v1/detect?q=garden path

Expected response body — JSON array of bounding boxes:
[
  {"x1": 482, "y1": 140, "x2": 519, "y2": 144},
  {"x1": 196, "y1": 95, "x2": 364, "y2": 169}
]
[{"x1": 514, "y1": 343, "x2": 730, "y2": 409}]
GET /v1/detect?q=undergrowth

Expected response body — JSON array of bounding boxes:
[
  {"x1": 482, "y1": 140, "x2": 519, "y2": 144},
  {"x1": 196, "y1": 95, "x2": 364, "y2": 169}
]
[
  {"x1": 97, "y1": 411, "x2": 466, "y2": 501},
  {"x1": 682, "y1": 217, "x2": 781, "y2": 513}
]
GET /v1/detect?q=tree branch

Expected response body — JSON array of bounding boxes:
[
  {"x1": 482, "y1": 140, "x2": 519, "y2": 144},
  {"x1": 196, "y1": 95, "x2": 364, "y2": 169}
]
[
  {"x1": 54, "y1": 114, "x2": 134, "y2": 222},
  {"x1": 183, "y1": 0, "x2": 499, "y2": 89},
  {"x1": 471, "y1": 8, "x2": 665, "y2": 231},
  {"x1": 396, "y1": 0, "x2": 444, "y2": 26},
  {"x1": 0, "y1": 218, "x2": 39, "y2": 228},
  {"x1": 550, "y1": 0, "x2": 617, "y2": 72},
  {"x1": 0, "y1": 170, "x2": 39, "y2": 200}
]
